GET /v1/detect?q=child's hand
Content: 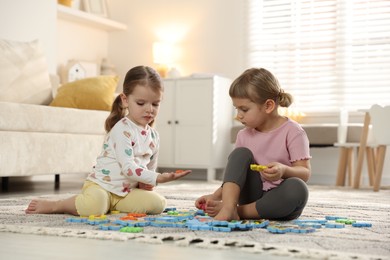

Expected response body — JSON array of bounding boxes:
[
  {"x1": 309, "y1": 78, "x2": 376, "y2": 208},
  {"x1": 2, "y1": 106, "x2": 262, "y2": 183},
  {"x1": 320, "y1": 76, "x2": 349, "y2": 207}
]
[
  {"x1": 261, "y1": 162, "x2": 285, "y2": 181},
  {"x1": 156, "y1": 170, "x2": 191, "y2": 184},
  {"x1": 138, "y1": 182, "x2": 154, "y2": 191},
  {"x1": 195, "y1": 194, "x2": 213, "y2": 210}
]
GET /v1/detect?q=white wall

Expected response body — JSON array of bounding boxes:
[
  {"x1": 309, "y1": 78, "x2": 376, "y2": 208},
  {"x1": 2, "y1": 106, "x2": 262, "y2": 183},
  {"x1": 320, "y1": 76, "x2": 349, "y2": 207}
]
[
  {"x1": 0, "y1": 0, "x2": 57, "y2": 73},
  {"x1": 56, "y1": 20, "x2": 109, "y2": 79},
  {"x1": 108, "y1": 0, "x2": 245, "y2": 89},
  {"x1": 0, "y1": 0, "x2": 112, "y2": 80}
]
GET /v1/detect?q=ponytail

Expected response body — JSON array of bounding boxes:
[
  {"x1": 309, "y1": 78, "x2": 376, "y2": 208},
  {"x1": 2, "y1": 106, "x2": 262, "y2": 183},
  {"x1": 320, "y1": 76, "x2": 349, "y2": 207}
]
[
  {"x1": 278, "y1": 91, "x2": 293, "y2": 108},
  {"x1": 105, "y1": 95, "x2": 126, "y2": 132}
]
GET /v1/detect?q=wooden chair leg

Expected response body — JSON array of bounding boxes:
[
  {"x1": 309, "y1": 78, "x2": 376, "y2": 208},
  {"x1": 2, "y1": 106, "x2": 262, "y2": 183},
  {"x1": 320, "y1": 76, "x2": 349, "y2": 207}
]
[
  {"x1": 375, "y1": 146, "x2": 382, "y2": 171},
  {"x1": 347, "y1": 148, "x2": 354, "y2": 186},
  {"x1": 373, "y1": 146, "x2": 386, "y2": 192},
  {"x1": 336, "y1": 147, "x2": 348, "y2": 186},
  {"x1": 366, "y1": 147, "x2": 375, "y2": 186},
  {"x1": 353, "y1": 112, "x2": 371, "y2": 189}
]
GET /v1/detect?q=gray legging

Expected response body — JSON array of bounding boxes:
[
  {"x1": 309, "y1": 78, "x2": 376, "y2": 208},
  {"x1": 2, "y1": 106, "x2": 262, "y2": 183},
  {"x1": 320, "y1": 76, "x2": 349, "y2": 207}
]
[{"x1": 223, "y1": 147, "x2": 308, "y2": 220}]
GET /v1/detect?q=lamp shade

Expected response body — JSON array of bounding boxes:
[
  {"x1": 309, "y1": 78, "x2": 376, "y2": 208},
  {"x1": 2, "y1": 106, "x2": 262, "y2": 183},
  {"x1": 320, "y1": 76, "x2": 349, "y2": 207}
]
[{"x1": 153, "y1": 42, "x2": 174, "y2": 65}]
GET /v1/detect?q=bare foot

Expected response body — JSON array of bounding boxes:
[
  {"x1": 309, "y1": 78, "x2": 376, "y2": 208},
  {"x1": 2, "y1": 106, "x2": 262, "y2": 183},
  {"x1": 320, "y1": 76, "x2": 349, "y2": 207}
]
[
  {"x1": 25, "y1": 195, "x2": 78, "y2": 215},
  {"x1": 214, "y1": 206, "x2": 240, "y2": 221},
  {"x1": 25, "y1": 199, "x2": 60, "y2": 214},
  {"x1": 25, "y1": 200, "x2": 56, "y2": 214},
  {"x1": 206, "y1": 200, "x2": 240, "y2": 221},
  {"x1": 205, "y1": 200, "x2": 223, "y2": 217}
]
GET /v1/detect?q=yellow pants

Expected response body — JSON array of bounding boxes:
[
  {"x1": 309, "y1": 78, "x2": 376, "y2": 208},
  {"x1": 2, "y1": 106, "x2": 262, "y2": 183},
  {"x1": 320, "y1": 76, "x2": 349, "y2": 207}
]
[{"x1": 75, "y1": 181, "x2": 166, "y2": 216}]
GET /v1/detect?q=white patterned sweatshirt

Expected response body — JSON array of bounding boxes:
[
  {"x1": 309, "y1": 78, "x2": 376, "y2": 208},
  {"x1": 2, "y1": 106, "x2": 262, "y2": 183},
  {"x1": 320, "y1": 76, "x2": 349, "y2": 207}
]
[{"x1": 87, "y1": 117, "x2": 160, "y2": 196}]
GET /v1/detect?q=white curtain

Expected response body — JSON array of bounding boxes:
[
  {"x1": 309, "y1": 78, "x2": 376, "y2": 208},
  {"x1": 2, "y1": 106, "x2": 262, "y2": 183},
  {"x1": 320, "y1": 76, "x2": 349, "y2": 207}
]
[{"x1": 246, "y1": 0, "x2": 390, "y2": 113}]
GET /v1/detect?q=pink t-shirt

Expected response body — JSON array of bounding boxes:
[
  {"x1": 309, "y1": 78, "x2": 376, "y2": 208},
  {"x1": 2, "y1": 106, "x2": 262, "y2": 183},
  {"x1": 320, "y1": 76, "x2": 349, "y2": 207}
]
[{"x1": 235, "y1": 118, "x2": 311, "y2": 191}]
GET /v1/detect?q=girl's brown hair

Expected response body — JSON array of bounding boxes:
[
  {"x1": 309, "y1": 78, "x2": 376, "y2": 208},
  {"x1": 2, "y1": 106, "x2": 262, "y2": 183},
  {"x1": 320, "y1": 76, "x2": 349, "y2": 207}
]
[
  {"x1": 229, "y1": 68, "x2": 293, "y2": 108},
  {"x1": 105, "y1": 66, "x2": 163, "y2": 132}
]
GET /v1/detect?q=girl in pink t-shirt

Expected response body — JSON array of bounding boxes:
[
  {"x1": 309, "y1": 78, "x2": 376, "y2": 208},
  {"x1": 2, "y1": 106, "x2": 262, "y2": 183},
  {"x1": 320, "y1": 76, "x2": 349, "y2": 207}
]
[{"x1": 195, "y1": 68, "x2": 311, "y2": 221}]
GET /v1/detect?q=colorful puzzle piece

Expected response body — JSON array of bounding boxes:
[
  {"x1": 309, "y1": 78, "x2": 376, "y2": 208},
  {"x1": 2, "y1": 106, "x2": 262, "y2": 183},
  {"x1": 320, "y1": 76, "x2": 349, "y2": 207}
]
[
  {"x1": 209, "y1": 220, "x2": 250, "y2": 232},
  {"x1": 250, "y1": 164, "x2": 267, "y2": 172},
  {"x1": 66, "y1": 216, "x2": 89, "y2": 223},
  {"x1": 296, "y1": 223, "x2": 322, "y2": 229},
  {"x1": 325, "y1": 223, "x2": 345, "y2": 228},
  {"x1": 113, "y1": 219, "x2": 151, "y2": 227},
  {"x1": 99, "y1": 223, "x2": 122, "y2": 231},
  {"x1": 86, "y1": 215, "x2": 110, "y2": 225},
  {"x1": 293, "y1": 219, "x2": 327, "y2": 225},
  {"x1": 198, "y1": 203, "x2": 206, "y2": 211},
  {"x1": 267, "y1": 224, "x2": 315, "y2": 234},
  {"x1": 325, "y1": 216, "x2": 347, "y2": 220},
  {"x1": 163, "y1": 207, "x2": 177, "y2": 212},
  {"x1": 335, "y1": 218, "x2": 356, "y2": 225},
  {"x1": 64, "y1": 211, "x2": 371, "y2": 235},
  {"x1": 120, "y1": 226, "x2": 143, "y2": 233},
  {"x1": 186, "y1": 219, "x2": 213, "y2": 231},
  {"x1": 267, "y1": 225, "x2": 290, "y2": 234},
  {"x1": 251, "y1": 219, "x2": 270, "y2": 228},
  {"x1": 352, "y1": 222, "x2": 372, "y2": 227}
]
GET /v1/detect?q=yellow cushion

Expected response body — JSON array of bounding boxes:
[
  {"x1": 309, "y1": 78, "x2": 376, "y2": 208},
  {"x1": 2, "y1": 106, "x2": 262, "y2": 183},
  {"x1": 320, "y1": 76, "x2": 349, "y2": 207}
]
[{"x1": 50, "y1": 76, "x2": 118, "y2": 111}]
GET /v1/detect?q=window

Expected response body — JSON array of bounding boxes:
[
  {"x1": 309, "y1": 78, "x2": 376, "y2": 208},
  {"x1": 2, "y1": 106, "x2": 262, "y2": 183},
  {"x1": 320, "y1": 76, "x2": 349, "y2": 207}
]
[{"x1": 247, "y1": 0, "x2": 390, "y2": 114}]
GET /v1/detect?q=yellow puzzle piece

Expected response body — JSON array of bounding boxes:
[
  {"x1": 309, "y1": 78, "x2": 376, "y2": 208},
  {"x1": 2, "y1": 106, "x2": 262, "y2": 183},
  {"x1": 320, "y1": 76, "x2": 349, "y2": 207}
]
[{"x1": 250, "y1": 164, "x2": 267, "y2": 172}]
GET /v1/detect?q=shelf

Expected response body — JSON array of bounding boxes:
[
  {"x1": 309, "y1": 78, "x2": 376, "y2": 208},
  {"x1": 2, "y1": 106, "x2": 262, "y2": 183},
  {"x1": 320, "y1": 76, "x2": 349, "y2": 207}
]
[{"x1": 57, "y1": 4, "x2": 127, "y2": 31}]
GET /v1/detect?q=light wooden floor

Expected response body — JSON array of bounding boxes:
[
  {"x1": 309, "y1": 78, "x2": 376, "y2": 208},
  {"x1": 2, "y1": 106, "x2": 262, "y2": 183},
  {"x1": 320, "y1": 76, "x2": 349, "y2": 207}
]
[{"x1": 0, "y1": 174, "x2": 287, "y2": 260}]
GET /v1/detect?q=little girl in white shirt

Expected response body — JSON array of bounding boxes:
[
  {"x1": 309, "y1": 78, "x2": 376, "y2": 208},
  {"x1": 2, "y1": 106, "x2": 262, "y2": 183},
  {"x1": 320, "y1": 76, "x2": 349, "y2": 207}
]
[{"x1": 26, "y1": 66, "x2": 191, "y2": 216}]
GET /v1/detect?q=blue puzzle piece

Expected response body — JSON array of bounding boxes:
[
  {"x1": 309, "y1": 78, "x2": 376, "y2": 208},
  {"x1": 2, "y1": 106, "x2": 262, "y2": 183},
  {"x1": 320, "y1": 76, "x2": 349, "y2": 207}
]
[
  {"x1": 195, "y1": 210, "x2": 206, "y2": 216},
  {"x1": 352, "y1": 222, "x2": 372, "y2": 227},
  {"x1": 65, "y1": 217, "x2": 89, "y2": 223},
  {"x1": 293, "y1": 219, "x2": 327, "y2": 225},
  {"x1": 252, "y1": 219, "x2": 269, "y2": 228},
  {"x1": 210, "y1": 220, "x2": 229, "y2": 226},
  {"x1": 212, "y1": 226, "x2": 231, "y2": 232},
  {"x1": 297, "y1": 223, "x2": 322, "y2": 229},
  {"x1": 267, "y1": 223, "x2": 316, "y2": 234},
  {"x1": 99, "y1": 223, "x2": 122, "y2": 231},
  {"x1": 325, "y1": 223, "x2": 345, "y2": 228},
  {"x1": 163, "y1": 207, "x2": 177, "y2": 212},
  {"x1": 87, "y1": 219, "x2": 110, "y2": 225},
  {"x1": 289, "y1": 226, "x2": 316, "y2": 233},
  {"x1": 267, "y1": 225, "x2": 288, "y2": 234},
  {"x1": 186, "y1": 218, "x2": 212, "y2": 231},
  {"x1": 325, "y1": 216, "x2": 347, "y2": 221}
]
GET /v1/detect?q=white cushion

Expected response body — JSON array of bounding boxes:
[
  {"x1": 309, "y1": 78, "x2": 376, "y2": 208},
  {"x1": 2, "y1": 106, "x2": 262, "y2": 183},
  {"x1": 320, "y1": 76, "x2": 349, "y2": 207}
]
[
  {"x1": 0, "y1": 39, "x2": 52, "y2": 105},
  {"x1": 0, "y1": 101, "x2": 109, "y2": 135}
]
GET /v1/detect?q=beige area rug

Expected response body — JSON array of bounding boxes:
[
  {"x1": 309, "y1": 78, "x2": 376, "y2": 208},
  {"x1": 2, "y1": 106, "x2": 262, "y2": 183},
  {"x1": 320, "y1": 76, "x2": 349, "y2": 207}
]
[{"x1": 0, "y1": 181, "x2": 389, "y2": 260}]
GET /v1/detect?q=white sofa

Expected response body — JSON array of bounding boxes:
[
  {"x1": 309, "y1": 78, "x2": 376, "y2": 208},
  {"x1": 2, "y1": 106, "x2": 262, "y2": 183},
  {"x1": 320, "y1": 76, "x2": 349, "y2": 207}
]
[
  {"x1": 0, "y1": 39, "x2": 113, "y2": 190},
  {"x1": 0, "y1": 101, "x2": 109, "y2": 189}
]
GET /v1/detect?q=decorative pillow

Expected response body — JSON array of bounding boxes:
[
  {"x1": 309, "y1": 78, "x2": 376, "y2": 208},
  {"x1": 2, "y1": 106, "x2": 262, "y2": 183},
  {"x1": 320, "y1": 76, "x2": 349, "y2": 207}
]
[
  {"x1": 50, "y1": 76, "x2": 118, "y2": 111},
  {"x1": 0, "y1": 39, "x2": 52, "y2": 105}
]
